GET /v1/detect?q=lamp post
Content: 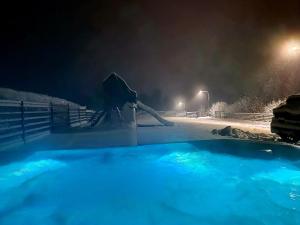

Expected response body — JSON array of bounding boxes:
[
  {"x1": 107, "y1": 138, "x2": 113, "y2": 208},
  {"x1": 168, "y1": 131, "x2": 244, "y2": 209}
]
[
  {"x1": 197, "y1": 90, "x2": 210, "y2": 116},
  {"x1": 177, "y1": 101, "x2": 185, "y2": 110},
  {"x1": 176, "y1": 100, "x2": 186, "y2": 116}
]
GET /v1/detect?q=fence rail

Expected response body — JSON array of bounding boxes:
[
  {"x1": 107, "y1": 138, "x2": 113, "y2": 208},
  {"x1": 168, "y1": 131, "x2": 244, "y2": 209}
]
[
  {"x1": 142, "y1": 110, "x2": 273, "y2": 122},
  {"x1": 152, "y1": 110, "x2": 207, "y2": 117},
  {"x1": 214, "y1": 111, "x2": 273, "y2": 121},
  {"x1": 0, "y1": 100, "x2": 94, "y2": 150}
]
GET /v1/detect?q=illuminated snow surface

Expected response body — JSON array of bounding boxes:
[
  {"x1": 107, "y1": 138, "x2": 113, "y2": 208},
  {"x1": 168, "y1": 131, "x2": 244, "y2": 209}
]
[{"x1": 0, "y1": 142, "x2": 300, "y2": 225}]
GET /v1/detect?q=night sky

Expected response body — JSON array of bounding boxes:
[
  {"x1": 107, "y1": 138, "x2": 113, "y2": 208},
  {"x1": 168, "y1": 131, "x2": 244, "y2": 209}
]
[{"x1": 1, "y1": 0, "x2": 300, "y2": 108}]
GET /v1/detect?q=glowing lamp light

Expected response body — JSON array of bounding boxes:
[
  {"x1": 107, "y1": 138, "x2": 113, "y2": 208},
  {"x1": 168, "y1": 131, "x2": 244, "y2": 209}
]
[
  {"x1": 197, "y1": 90, "x2": 209, "y2": 98},
  {"x1": 280, "y1": 39, "x2": 300, "y2": 58},
  {"x1": 197, "y1": 90, "x2": 203, "y2": 96},
  {"x1": 176, "y1": 100, "x2": 185, "y2": 110}
]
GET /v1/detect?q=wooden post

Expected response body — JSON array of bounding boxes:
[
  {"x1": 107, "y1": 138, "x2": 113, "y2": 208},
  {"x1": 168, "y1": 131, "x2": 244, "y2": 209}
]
[
  {"x1": 83, "y1": 107, "x2": 87, "y2": 124},
  {"x1": 78, "y1": 107, "x2": 81, "y2": 126},
  {"x1": 20, "y1": 101, "x2": 25, "y2": 143},
  {"x1": 67, "y1": 104, "x2": 70, "y2": 127},
  {"x1": 50, "y1": 102, "x2": 54, "y2": 132}
]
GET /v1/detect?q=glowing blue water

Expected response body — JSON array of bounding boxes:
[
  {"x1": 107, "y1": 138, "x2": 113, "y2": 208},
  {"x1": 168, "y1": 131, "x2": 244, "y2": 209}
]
[{"x1": 0, "y1": 142, "x2": 300, "y2": 225}]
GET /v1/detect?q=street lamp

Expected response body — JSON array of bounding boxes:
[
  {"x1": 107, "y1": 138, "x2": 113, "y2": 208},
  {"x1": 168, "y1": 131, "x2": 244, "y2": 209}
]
[
  {"x1": 175, "y1": 100, "x2": 186, "y2": 116},
  {"x1": 197, "y1": 90, "x2": 210, "y2": 114},
  {"x1": 176, "y1": 101, "x2": 185, "y2": 110}
]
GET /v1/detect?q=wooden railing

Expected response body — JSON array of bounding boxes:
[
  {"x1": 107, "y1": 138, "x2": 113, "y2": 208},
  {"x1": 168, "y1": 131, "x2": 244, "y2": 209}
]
[
  {"x1": 139, "y1": 110, "x2": 272, "y2": 122},
  {"x1": 152, "y1": 111, "x2": 204, "y2": 117},
  {"x1": 0, "y1": 100, "x2": 94, "y2": 149},
  {"x1": 214, "y1": 111, "x2": 273, "y2": 122}
]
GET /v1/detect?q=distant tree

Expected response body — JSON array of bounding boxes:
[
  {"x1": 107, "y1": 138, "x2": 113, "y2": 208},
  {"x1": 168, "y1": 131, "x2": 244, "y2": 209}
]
[
  {"x1": 228, "y1": 96, "x2": 264, "y2": 113},
  {"x1": 209, "y1": 102, "x2": 229, "y2": 116},
  {"x1": 210, "y1": 96, "x2": 287, "y2": 115},
  {"x1": 263, "y1": 98, "x2": 286, "y2": 113}
]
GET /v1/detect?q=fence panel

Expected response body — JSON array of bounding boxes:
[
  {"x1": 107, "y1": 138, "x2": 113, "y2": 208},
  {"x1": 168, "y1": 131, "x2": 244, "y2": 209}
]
[
  {"x1": 0, "y1": 100, "x2": 24, "y2": 149},
  {"x1": 0, "y1": 100, "x2": 95, "y2": 150},
  {"x1": 23, "y1": 101, "x2": 51, "y2": 142},
  {"x1": 51, "y1": 104, "x2": 70, "y2": 130},
  {"x1": 86, "y1": 110, "x2": 95, "y2": 121},
  {"x1": 69, "y1": 106, "x2": 80, "y2": 127}
]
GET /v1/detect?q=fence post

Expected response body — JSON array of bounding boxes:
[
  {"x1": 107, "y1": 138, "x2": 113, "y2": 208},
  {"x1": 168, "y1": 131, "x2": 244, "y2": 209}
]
[
  {"x1": 78, "y1": 107, "x2": 81, "y2": 126},
  {"x1": 50, "y1": 102, "x2": 54, "y2": 131},
  {"x1": 85, "y1": 109, "x2": 88, "y2": 123},
  {"x1": 67, "y1": 104, "x2": 71, "y2": 127},
  {"x1": 20, "y1": 101, "x2": 25, "y2": 143}
]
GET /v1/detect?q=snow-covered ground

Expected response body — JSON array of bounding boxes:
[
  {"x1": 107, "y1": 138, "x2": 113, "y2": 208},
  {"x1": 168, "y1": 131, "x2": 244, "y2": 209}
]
[
  {"x1": 136, "y1": 116, "x2": 272, "y2": 145},
  {"x1": 169, "y1": 117, "x2": 271, "y2": 134},
  {"x1": 6, "y1": 115, "x2": 277, "y2": 152}
]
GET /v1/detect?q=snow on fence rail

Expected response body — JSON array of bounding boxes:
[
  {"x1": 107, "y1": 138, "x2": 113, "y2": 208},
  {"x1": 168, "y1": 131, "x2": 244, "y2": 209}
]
[
  {"x1": 214, "y1": 111, "x2": 273, "y2": 122},
  {"x1": 156, "y1": 111, "x2": 205, "y2": 117},
  {"x1": 0, "y1": 100, "x2": 95, "y2": 150},
  {"x1": 148, "y1": 110, "x2": 273, "y2": 122}
]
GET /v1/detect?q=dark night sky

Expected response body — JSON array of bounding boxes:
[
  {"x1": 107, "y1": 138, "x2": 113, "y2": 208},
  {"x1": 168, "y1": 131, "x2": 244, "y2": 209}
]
[{"x1": 1, "y1": 0, "x2": 300, "y2": 107}]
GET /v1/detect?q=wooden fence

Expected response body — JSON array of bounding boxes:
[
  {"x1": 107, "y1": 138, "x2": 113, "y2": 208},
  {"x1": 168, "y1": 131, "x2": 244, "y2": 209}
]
[
  {"x1": 154, "y1": 111, "x2": 206, "y2": 118},
  {"x1": 0, "y1": 100, "x2": 94, "y2": 149},
  {"x1": 214, "y1": 111, "x2": 273, "y2": 122},
  {"x1": 140, "y1": 110, "x2": 272, "y2": 122}
]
